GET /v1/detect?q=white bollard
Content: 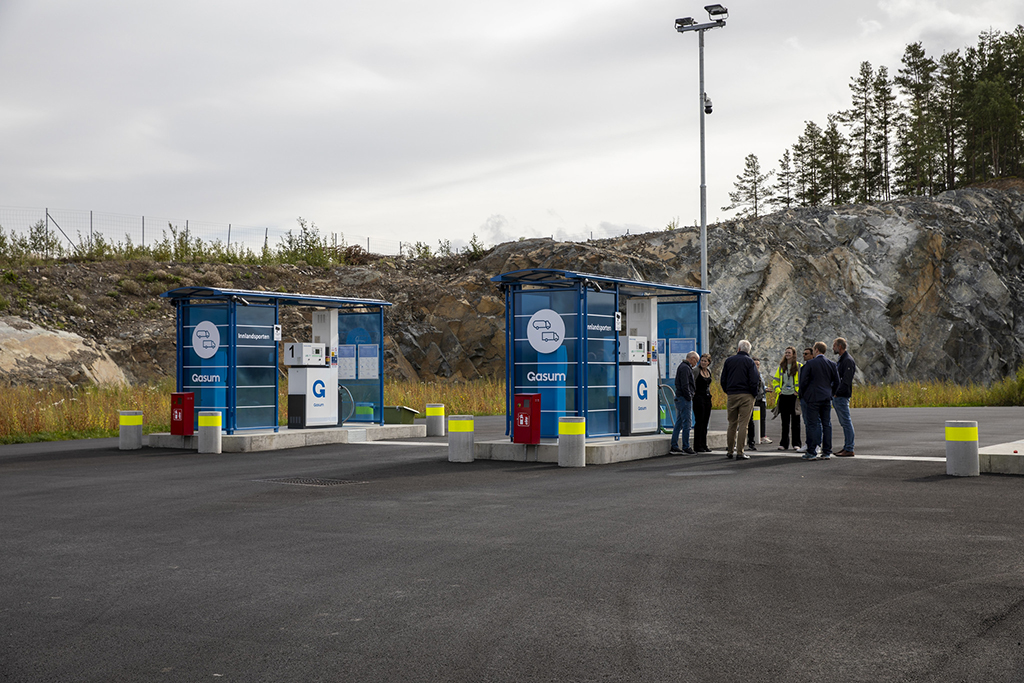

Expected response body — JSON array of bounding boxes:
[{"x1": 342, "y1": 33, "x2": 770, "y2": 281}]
[
  {"x1": 426, "y1": 404, "x2": 446, "y2": 437},
  {"x1": 558, "y1": 416, "x2": 586, "y2": 468},
  {"x1": 198, "y1": 411, "x2": 223, "y2": 454},
  {"x1": 945, "y1": 420, "x2": 979, "y2": 477},
  {"x1": 118, "y1": 411, "x2": 143, "y2": 450},
  {"x1": 448, "y1": 415, "x2": 474, "y2": 463}
]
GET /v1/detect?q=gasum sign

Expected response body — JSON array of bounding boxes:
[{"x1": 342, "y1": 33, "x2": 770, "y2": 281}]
[
  {"x1": 191, "y1": 320, "x2": 221, "y2": 360},
  {"x1": 527, "y1": 309, "x2": 565, "y2": 354}
]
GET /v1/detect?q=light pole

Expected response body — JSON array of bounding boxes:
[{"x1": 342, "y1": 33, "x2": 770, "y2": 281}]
[{"x1": 675, "y1": 4, "x2": 727, "y2": 355}]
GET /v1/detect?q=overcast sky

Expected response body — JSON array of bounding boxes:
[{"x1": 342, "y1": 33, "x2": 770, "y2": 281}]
[{"x1": 1, "y1": 0, "x2": 1022, "y2": 251}]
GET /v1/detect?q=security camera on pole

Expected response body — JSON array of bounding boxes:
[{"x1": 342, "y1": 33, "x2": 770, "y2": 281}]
[{"x1": 675, "y1": 4, "x2": 728, "y2": 356}]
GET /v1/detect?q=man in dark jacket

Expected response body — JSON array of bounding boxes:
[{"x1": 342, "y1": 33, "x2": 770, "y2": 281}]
[
  {"x1": 719, "y1": 340, "x2": 760, "y2": 460},
  {"x1": 832, "y1": 337, "x2": 856, "y2": 456},
  {"x1": 801, "y1": 341, "x2": 840, "y2": 461},
  {"x1": 670, "y1": 351, "x2": 698, "y2": 455}
]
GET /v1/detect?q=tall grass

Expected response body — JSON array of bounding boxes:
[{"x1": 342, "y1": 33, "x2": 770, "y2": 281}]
[{"x1": 0, "y1": 370, "x2": 1020, "y2": 445}]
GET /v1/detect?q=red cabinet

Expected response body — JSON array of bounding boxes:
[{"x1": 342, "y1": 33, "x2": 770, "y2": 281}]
[
  {"x1": 171, "y1": 392, "x2": 194, "y2": 436},
  {"x1": 513, "y1": 393, "x2": 541, "y2": 444}
]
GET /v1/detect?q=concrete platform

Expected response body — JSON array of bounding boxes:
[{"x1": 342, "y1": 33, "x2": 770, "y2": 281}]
[
  {"x1": 980, "y1": 439, "x2": 1024, "y2": 475},
  {"x1": 147, "y1": 423, "x2": 426, "y2": 452},
  {"x1": 475, "y1": 429, "x2": 729, "y2": 465}
]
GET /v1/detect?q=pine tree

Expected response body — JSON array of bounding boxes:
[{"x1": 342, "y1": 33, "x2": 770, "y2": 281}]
[
  {"x1": 932, "y1": 51, "x2": 964, "y2": 191},
  {"x1": 723, "y1": 154, "x2": 774, "y2": 219},
  {"x1": 872, "y1": 66, "x2": 897, "y2": 201},
  {"x1": 770, "y1": 149, "x2": 796, "y2": 210},
  {"x1": 843, "y1": 61, "x2": 876, "y2": 202},
  {"x1": 822, "y1": 115, "x2": 855, "y2": 205},
  {"x1": 894, "y1": 42, "x2": 939, "y2": 195},
  {"x1": 793, "y1": 121, "x2": 827, "y2": 206}
]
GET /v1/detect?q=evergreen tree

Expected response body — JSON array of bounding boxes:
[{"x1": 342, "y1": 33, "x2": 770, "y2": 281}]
[
  {"x1": 843, "y1": 61, "x2": 876, "y2": 202},
  {"x1": 821, "y1": 114, "x2": 855, "y2": 204},
  {"x1": 933, "y1": 51, "x2": 964, "y2": 190},
  {"x1": 793, "y1": 121, "x2": 827, "y2": 206},
  {"x1": 723, "y1": 154, "x2": 774, "y2": 219},
  {"x1": 770, "y1": 149, "x2": 796, "y2": 210},
  {"x1": 872, "y1": 66, "x2": 898, "y2": 201},
  {"x1": 894, "y1": 42, "x2": 939, "y2": 195}
]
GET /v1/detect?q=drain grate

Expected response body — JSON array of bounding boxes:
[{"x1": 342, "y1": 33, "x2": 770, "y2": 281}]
[{"x1": 255, "y1": 477, "x2": 369, "y2": 487}]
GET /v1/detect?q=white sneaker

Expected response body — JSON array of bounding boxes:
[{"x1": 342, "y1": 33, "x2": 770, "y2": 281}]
[
  {"x1": 794, "y1": 445, "x2": 806, "y2": 453},
  {"x1": 761, "y1": 437, "x2": 772, "y2": 444}
]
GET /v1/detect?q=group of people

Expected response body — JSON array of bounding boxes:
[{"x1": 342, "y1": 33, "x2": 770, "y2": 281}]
[{"x1": 669, "y1": 338, "x2": 857, "y2": 461}]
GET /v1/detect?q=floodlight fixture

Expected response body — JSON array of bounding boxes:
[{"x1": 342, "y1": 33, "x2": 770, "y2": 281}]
[
  {"x1": 704, "y1": 4, "x2": 728, "y2": 19},
  {"x1": 676, "y1": 17, "x2": 696, "y2": 28}
]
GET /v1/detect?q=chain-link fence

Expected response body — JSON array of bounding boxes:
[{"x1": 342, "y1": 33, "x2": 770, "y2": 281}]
[{"x1": 0, "y1": 206, "x2": 405, "y2": 258}]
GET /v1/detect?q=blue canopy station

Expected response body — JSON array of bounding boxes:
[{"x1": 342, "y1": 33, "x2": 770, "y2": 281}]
[
  {"x1": 490, "y1": 269, "x2": 709, "y2": 440},
  {"x1": 161, "y1": 286, "x2": 391, "y2": 435}
]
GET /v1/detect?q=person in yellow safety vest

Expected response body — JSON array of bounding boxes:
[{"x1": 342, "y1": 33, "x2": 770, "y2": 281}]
[{"x1": 771, "y1": 346, "x2": 803, "y2": 452}]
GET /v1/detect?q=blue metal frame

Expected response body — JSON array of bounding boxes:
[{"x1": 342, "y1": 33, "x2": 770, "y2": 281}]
[
  {"x1": 162, "y1": 287, "x2": 392, "y2": 434},
  {"x1": 492, "y1": 269, "x2": 708, "y2": 441}
]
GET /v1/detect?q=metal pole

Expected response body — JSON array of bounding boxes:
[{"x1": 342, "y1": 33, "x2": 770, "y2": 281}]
[{"x1": 698, "y1": 28, "x2": 710, "y2": 356}]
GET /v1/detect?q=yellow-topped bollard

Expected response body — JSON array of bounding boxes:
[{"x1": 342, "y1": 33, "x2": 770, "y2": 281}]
[
  {"x1": 558, "y1": 416, "x2": 586, "y2": 467},
  {"x1": 426, "y1": 403, "x2": 446, "y2": 437},
  {"x1": 447, "y1": 415, "x2": 474, "y2": 463},
  {"x1": 945, "y1": 420, "x2": 979, "y2": 476},
  {"x1": 198, "y1": 411, "x2": 223, "y2": 454},
  {"x1": 119, "y1": 411, "x2": 143, "y2": 450}
]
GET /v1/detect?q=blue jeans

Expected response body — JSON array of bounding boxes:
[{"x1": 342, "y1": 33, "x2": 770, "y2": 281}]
[
  {"x1": 832, "y1": 396, "x2": 854, "y2": 452},
  {"x1": 671, "y1": 396, "x2": 692, "y2": 450},
  {"x1": 804, "y1": 400, "x2": 833, "y2": 455}
]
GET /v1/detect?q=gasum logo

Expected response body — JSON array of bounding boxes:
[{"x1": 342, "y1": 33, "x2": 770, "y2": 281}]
[
  {"x1": 312, "y1": 380, "x2": 326, "y2": 398},
  {"x1": 191, "y1": 373, "x2": 222, "y2": 383},
  {"x1": 527, "y1": 309, "x2": 565, "y2": 354},
  {"x1": 637, "y1": 379, "x2": 648, "y2": 400},
  {"x1": 527, "y1": 371, "x2": 567, "y2": 382}
]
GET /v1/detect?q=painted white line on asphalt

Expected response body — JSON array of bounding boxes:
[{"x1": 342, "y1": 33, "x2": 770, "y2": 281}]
[{"x1": 365, "y1": 441, "x2": 449, "y2": 447}]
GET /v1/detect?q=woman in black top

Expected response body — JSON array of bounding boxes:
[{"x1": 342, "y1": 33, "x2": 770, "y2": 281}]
[{"x1": 692, "y1": 353, "x2": 713, "y2": 452}]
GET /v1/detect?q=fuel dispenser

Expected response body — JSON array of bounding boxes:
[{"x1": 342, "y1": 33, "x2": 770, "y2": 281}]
[
  {"x1": 618, "y1": 297, "x2": 660, "y2": 436},
  {"x1": 285, "y1": 309, "x2": 340, "y2": 428}
]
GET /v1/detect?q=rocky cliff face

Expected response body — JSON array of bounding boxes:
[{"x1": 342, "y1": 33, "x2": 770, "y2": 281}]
[{"x1": 1, "y1": 187, "x2": 1022, "y2": 388}]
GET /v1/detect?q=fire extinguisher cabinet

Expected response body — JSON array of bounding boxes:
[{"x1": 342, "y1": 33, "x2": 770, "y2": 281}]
[
  {"x1": 513, "y1": 393, "x2": 541, "y2": 444},
  {"x1": 171, "y1": 392, "x2": 195, "y2": 436}
]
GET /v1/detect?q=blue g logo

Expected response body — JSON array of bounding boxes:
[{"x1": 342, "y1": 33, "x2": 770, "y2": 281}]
[
  {"x1": 312, "y1": 380, "x2": 326, "y2": 398},
  {"x1": 637, "y1": 379, "x2": 648, "y2": 400}
]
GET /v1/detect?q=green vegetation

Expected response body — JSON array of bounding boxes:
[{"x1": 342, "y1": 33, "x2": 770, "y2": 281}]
[
  {"x1": 729, "y1": 27, "x2": 1024, "y2": 212},
  {"x1": 0, "y1": 217, "x2": 492, "y2": 269},
  {"x1": 0, "y1": 372, "x2": 1020, "y2": 445}
]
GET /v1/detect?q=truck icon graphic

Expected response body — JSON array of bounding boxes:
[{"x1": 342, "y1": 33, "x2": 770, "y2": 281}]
[
  {"x1": 202, "y1": 339, "x2": 216, "y2": 349},
  {"x1": 196, "y1": 329, "x2": 211, "y2": 339},
  {"x1": 532, "y1": 319, "x2": 551, "y2": 330},
  {"x1": 541, "y1": 331, "x2": 559, "y2": 342}
]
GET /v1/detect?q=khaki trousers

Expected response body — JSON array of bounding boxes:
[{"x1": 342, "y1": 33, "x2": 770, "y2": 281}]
[{"x1": 726, "y1": 393, "x2": 756, "y2": 455}]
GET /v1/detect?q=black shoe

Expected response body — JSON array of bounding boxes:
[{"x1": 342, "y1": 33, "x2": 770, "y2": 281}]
[
  {"x1": 669, "y1": 447, "x2": 683, "y2": 455},
  {"x1": 683, "y1": 448, "x2": 696, "y2": 455},
  {"x1": 702, "y1": 448, "x2": 713, "y2": 453},
  {"x1": 747, "y1": 444, "x2": 757, "y2": 451},
  {"x1": 726, "y1": 452, "x2": 735, "y2": 459}
]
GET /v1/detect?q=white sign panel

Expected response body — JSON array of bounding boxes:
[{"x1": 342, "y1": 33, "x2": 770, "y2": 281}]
[
  {"x1": 338, "y1": 344, "x2": 357, "y2": 380},
  {"x1": 527, "y1": 309, "x2": 565, "y2": 354},
  {"x1": 191, "y1": 320, "x2": 221, "y2": 360},
  {"x1": 358, "y1": 344, "x2": 379, "y2": 380}
]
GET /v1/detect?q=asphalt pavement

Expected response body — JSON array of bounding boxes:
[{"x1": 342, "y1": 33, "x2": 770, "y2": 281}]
[{"x1": 2, "y1": 406, "x2": 1023, "y2": 682}]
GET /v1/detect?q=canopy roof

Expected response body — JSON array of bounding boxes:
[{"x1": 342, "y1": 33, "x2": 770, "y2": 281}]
[
  {"x1": 160, "y1": 286, "x2": 391, "y2": 309},
  {"x1": 490, "y1": 268, "x2": 708, "y2": 297}
]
